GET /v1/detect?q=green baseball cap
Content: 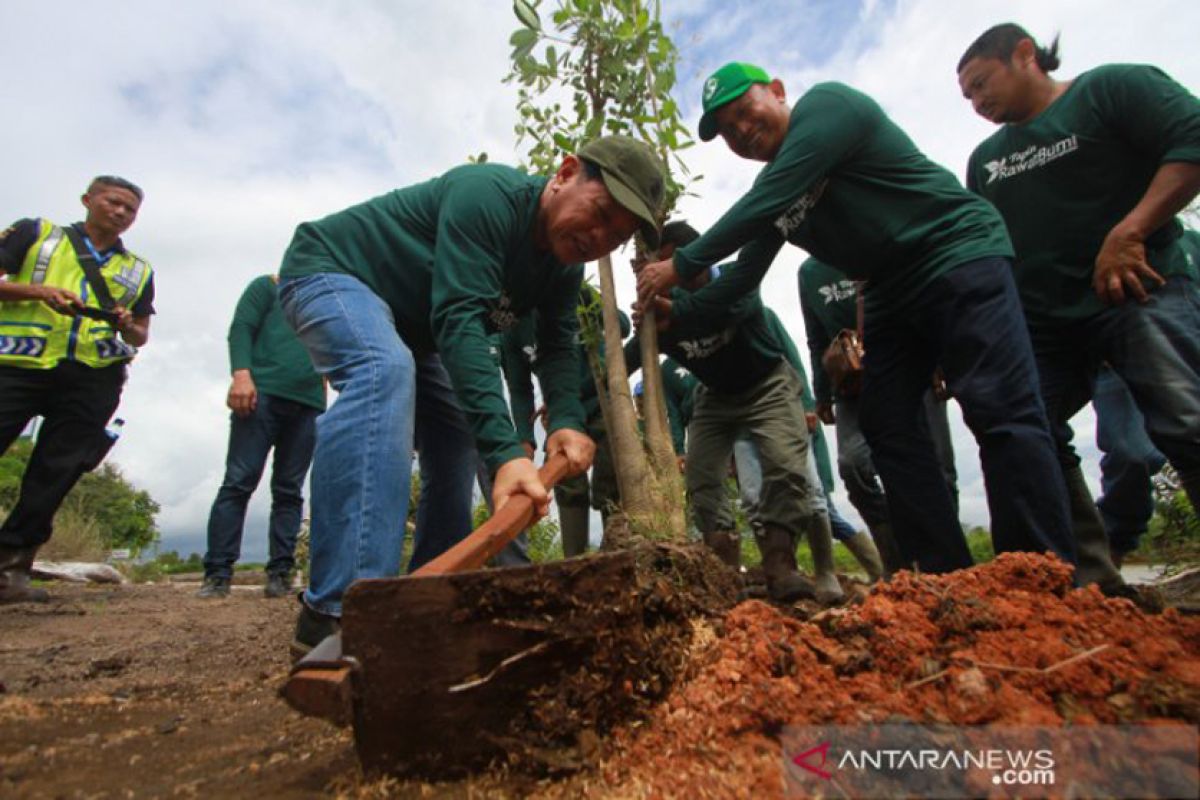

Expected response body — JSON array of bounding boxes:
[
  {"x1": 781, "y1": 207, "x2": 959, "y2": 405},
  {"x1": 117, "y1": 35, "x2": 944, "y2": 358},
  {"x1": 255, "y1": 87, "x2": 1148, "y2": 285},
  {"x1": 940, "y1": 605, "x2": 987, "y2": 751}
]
[
  {"x1": 698, "y1": 62, "x2": 771, "y2": 142},
  {"x1": 578, "y1": 136, "x2": 665, "y2": 248}
]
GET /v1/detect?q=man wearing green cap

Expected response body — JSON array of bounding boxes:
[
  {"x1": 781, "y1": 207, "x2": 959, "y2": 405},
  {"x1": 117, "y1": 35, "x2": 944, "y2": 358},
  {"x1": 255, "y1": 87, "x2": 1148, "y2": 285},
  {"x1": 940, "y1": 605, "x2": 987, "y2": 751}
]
[
  {"x1": 636, "y1": 62, "x2": 1074, "y2": 578},
  {"x1": 278, "y1": 136, "x2": 664, "y2": 657}
]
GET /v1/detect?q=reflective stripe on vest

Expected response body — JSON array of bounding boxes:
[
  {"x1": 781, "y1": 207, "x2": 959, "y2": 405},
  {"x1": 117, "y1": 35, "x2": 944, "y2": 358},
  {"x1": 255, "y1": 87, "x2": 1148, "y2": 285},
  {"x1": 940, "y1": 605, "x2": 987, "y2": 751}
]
[
  {"x1": 111, "y1": 258, "x2": 148, "y2": 307},
  {"x1": 30, "y1": 226, "x2": 65, "y2": 285},
  {"x1": 94, "y1": 338, "x2": 135, "y2": 360},
  {"x1": 0, "y1": 336, "x2": 47, "y2": 357}
]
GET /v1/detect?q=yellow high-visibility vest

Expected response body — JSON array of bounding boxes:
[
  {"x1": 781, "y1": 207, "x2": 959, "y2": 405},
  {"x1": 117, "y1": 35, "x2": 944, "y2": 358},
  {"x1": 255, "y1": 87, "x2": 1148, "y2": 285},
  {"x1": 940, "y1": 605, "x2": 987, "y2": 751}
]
[{"x1": 0, "y1": 219, "x2": 152, "y2": 369}]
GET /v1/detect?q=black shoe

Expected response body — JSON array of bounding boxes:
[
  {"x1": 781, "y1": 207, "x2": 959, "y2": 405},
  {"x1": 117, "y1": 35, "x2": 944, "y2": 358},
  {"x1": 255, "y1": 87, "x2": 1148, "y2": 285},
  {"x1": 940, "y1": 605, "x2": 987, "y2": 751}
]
[
  {"x1": 264, "y1": 572, "x2": 292, "y2": 599},
  {"x1": 291, "y1": 601, "x2": 340, "y2": 662},
  {"x1": 196, "y1": 576, "x2": 231, "y2": 599},
  {"x1": 0, "y1": 546, "x2": 49, "y2": 604}
]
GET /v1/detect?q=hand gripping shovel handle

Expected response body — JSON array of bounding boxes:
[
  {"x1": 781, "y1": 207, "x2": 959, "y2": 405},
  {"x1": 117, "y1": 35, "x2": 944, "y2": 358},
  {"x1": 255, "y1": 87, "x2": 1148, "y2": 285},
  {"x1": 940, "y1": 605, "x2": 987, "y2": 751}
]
[
  {"x1": 412, "y1": 452, "x2": 570, "y2": 576},
  {"x1": 284, "y1": 453, "x2": 572, "y2": 724}
]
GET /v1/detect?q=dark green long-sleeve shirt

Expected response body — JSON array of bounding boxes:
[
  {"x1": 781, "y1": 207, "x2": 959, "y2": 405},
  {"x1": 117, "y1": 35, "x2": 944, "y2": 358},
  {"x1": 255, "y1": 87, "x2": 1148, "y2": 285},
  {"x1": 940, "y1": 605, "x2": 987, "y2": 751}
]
[
  {"x1": 279, "y1": 163, "x2": 586, "y2": 471},
  {"x1": 228, "y1": 275, "x2": 325, "y2": 411},
  {"x1": 673, "y1": 82, "x2": 1012, "y2": 319}
]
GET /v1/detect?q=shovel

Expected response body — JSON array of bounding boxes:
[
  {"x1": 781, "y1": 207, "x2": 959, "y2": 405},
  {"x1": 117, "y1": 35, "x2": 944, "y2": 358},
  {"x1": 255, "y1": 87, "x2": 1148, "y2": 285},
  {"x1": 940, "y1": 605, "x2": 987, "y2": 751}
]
[{"x1": 282, "y1": 454, "x2": 645, "y2": 775}]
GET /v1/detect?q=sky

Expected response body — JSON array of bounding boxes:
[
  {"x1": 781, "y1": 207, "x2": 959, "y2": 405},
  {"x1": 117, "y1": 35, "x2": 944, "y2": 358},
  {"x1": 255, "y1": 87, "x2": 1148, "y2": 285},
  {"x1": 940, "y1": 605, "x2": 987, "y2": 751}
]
[{"x1": 1, "y1": 0, "x2": 1196, "y2": 561}]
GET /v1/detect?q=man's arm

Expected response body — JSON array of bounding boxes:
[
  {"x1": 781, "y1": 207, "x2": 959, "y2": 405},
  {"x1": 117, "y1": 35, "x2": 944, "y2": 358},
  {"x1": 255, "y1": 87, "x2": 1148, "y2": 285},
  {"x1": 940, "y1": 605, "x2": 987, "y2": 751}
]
[
  {"x1": 667, "y1": 265, "x2": 770, "y2": 337},
  {"x1": 1094, "y1": 162, "x2": 1200, "y2": 304},
  {"x1": 1093, "y1": 66, "x2": 1200, "y2": 305},
  {"x1": 500, "y1": 324, "x2": 539, "y2": 452},
  {"x1": 531, "y1": 268, "x2": 588, "y2": 443},
  {"x1": 226, "y1": 277, "x2": 272, "y2": 416}
]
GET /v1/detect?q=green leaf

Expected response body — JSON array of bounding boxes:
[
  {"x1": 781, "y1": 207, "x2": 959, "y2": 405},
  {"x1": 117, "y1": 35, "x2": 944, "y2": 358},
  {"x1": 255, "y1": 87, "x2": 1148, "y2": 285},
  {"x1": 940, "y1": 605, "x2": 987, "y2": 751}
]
[
  {"x1": 510, "y1": 27, "x2": 539, "y2": 61},
  {"x1": 513, "y1": 0, "x2": 541, "y2": 31}
]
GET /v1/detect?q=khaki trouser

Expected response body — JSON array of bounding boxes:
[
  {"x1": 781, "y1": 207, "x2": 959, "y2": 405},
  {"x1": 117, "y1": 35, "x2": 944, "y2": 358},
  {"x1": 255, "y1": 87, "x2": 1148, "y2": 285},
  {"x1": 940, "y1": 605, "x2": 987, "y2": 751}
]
[{"x1": 687, "y1": 361, "x2": 825, "y2": 535}]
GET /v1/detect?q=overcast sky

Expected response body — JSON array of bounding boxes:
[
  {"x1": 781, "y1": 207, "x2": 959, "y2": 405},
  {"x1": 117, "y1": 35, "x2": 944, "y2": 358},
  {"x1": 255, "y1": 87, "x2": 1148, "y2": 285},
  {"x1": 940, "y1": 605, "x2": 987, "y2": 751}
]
[{"x1": 2, "y1": 0, "x2": 1196, "y2": 561}]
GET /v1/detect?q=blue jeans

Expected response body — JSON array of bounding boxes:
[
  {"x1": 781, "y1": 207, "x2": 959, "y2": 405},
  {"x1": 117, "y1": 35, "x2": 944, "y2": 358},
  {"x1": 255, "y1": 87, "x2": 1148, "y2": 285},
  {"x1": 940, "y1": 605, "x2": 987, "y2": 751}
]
[
  {"x1": 860, "y1": 257, "x2": 1074, "y2": 572},
  {"x1": 1093, "y1": 365, "x2": 1166, "y2": 556},
  {"x1": 279, "y1": 273, "x2": 477, "y2": 616},
  {"x1": 1034, "y1": 276, "x2": 1200, "y2": 526},
  {"x1": 202, "y1": 394, "x2": 318, "y2": 580},
  {"x1": 409, "y1": 354, "x2": 480, "y2": 572}
]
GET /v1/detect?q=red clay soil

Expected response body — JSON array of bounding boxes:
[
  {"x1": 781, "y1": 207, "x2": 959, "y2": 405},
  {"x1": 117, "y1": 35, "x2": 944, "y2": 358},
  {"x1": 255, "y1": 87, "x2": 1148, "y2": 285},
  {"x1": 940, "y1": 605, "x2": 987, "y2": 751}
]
[{"x1": 594, "y1": 553, "x2": 1200, "y2": 799}]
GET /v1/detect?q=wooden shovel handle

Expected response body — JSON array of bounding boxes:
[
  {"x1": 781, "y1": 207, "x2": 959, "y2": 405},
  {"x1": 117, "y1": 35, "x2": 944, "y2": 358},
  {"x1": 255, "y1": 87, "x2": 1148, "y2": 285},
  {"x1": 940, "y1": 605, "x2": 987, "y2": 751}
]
[{"x1": 412, "y1": 453, "x2": 570, "y2": 577}]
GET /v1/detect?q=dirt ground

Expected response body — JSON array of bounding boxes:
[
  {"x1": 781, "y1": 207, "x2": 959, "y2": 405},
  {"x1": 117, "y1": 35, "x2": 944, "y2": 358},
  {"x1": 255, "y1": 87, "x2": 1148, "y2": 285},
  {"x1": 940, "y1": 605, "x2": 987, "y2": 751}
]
[
  {"x1": 2, "y1": 556, "x2": 1198, "y2": 799},
  {"x1": 0, "y1": 580, "x2": 373, "y2": 799}
]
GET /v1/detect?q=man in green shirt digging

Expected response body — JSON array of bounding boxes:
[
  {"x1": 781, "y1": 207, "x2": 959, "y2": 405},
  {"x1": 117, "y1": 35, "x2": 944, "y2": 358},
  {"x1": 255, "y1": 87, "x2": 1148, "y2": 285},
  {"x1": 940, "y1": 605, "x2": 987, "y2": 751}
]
[
  {"x1": 958, "y1": 24, "x2": 1200, "y2": 590},
  {"x1": 278, "y1": 137, "x2": 664, "y2": 658},
  {"x1": 199, "y1": 275, "x2": 325, "y2": 600},
  {"x1": 637, "y1": 62, "x2": 1073, "y2": 576}
]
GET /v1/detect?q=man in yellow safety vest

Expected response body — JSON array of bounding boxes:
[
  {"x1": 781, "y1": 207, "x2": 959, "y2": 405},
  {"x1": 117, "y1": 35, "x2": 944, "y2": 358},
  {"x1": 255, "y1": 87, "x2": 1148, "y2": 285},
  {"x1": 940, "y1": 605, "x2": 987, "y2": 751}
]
[{"x1": 0, "y1": 175, "x2": 154, "y2": 603}]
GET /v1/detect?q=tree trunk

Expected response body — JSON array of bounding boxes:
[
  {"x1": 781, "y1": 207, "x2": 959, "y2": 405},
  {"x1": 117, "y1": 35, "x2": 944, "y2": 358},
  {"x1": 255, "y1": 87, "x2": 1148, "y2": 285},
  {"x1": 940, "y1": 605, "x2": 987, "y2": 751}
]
[
  {"x1": 595, "y1": 255, "x2": 655, "y2": 528},
  {"x1": 637, "y1": 314, "x2": 687, "y2": 540}
]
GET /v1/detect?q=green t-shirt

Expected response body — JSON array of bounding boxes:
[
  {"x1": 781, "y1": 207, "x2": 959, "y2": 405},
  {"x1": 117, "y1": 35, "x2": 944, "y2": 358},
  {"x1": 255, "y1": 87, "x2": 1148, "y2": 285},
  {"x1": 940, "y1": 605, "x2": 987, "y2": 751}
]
[
  {"x1": 966, "y1": 64, "x2": 1200, "y2": 327},
  {"x1": 228, "y1": 275, "x2": 325, "y2": 411},
  {"x1": 797, "y1": 258, "x2": 860, "y2": 406},
  {"x1": 673, "y1": 82, "x2": 1012, "y2": 318},
  {"x1": 279, "y1": 163, "x2": 586, "y2": 471}
]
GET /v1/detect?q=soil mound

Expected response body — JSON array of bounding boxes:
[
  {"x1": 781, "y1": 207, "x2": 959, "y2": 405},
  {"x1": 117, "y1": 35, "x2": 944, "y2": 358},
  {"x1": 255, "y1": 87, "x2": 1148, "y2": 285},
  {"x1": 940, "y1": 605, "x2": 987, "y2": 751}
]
[{"x1": 599, "y1": 553, "x2": 1200, "y2": 798}]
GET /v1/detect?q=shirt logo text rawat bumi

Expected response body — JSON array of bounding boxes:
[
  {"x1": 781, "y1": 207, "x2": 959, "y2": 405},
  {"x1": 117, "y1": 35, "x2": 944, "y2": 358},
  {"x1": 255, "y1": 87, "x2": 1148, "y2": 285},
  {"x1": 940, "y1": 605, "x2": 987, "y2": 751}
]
[
  {"x1": 677, "y1": 328, "x2": 736, "y2": 360},
  {"x1": 983, "y1": 135, "x2": 1079, "y2": 185},
  {"x1": 774, "y1": 179, "x2": 828, "y2": 238},
  {"x1": 818, "y1": 280, "x2": 857, "y2": 305}
]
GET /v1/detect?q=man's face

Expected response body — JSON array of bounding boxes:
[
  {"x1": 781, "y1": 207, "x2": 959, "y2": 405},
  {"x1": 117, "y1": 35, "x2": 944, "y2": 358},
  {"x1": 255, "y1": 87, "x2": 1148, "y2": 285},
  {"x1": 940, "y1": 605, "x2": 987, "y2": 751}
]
[
  {"x1": 714, "y1": 81, "x2": 790, "y2": 162},
  {"x1": 958, "y1": 56, "x2": 1031, "y2": 125},
  {"x1": 542, "y1": 157, "x2": 641, "y2": 264},
  {"x1": 82, "y1": 185, "x2": 141, "y2": 237}
]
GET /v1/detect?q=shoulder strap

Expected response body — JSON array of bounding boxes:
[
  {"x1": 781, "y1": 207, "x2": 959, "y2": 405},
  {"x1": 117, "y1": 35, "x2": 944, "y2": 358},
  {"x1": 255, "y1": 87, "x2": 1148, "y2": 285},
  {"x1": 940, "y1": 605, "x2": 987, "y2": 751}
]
[{"x1": 61, "y1": 226, "x2": 117, "y2": 310}]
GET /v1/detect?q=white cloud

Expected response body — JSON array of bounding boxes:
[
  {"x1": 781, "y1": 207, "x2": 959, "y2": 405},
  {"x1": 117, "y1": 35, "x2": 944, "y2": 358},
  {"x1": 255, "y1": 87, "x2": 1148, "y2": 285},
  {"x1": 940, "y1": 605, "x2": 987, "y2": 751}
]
[{"x1": 1, "y1": 0, "x2": 1194, "y2": 556}]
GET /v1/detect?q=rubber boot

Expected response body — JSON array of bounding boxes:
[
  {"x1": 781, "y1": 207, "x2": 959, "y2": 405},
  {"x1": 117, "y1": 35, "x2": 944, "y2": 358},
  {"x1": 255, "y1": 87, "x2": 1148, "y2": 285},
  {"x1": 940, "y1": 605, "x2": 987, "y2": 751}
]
[
  {"x1": 843, "y1": 531, "x2": 885, "y2": 583},
  {"x1": 868, "y1": 521, "x2": 907, "y2": 578},
  {"x1": 807, "y1": 516, "x2": 846, "y2": 604},
  {"x1": 701, "y1": 529, "x2": 741, "y2": 569},
  {"x1": 1063, "y1": 465, "x2": 1126, "y2": 592},
  {"x1": 559, "y1": 504, "x2": 590, "y2": 558},
  {"x1": 756, "y1": 526, "x2": 817, "y2": 603},
  {"x1": 0, "y1": 546, "x2": 49, "y2": 604}
]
